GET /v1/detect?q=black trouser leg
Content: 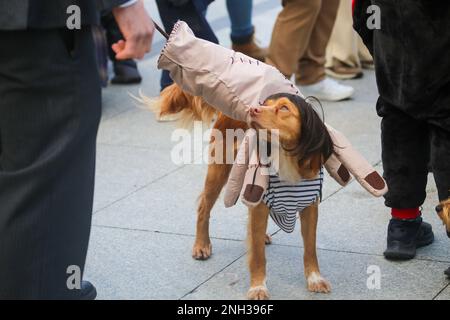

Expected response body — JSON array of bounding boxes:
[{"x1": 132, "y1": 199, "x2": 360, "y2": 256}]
[
  {"x1": 156, "y1": 0, "x2": 218, "y2": 91},
  {"x1": 0, "y1": 28, "x2": 101, "y2": 299},
  {"x1": 378, "y1": 99, "x2": 430, "y2": 209},
  {"x1": 101, "y1": 11, "x2": 137, "y2": 68}
]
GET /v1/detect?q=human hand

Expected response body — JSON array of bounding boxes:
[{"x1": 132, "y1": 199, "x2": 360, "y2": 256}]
[{"x1": 112, "y1": 0, "x2": 155, "y2": 60}]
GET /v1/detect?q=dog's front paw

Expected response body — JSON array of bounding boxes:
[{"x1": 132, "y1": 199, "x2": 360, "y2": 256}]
[
  {"x1": 247, "y1": 285, "x2": 270, "y2": 300},
  {"x1": 307, "y1": 272, "x2": 331, "y2": 293},
  {"x1": 192, "y1": 241, "x2": 212, "y2": 260}
]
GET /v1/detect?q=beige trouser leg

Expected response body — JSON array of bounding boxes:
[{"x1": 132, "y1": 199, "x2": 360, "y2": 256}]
[
  {"x1": 267, "y1": 0, "x2": 323, "y2": 78},
  {"x1": 296, "y1": 0, "x2": 340, "y2": 85},
  {"x1": 325, "y1": 0, "x2": 372, "y2": 68},
  {"x1": 267, "y1": 0, "x2": 339, "y2": 84}
]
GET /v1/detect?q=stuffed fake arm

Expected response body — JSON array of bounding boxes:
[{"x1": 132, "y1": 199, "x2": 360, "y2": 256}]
[
  {"x1": 324, "y1": 153, "x2": 351, "y2": 186},
  {"x1": 157, "y1": 21, "x2": 299, "y2": 124},
  {"x1": 324, "y1": 124, "x2": 388, "y2": 197},
  {"x1": 223, "y1": 130, "x2": 251, "y2": 208},
  {"x1": 224, "y1": 129, "x2": 268, "y2": 208}
]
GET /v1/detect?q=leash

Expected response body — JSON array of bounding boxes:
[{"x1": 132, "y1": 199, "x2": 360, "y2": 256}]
[{"x1": 153, "y1": 20, "x2": 169, "y2": 40}]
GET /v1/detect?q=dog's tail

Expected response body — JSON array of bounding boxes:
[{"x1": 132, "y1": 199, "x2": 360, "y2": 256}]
[{"x1": 140, "y1": 83, "x2": 218, "y2": 128}]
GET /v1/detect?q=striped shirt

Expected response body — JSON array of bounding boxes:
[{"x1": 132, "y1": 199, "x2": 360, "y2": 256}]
[{"x1": 262, "y1": 169, "x2": 323, "y2": 233}]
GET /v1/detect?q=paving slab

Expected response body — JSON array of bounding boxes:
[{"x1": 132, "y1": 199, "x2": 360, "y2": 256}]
[
  {"x1": 184, "y1": 245, "x2": 450, "y2": 300},
  {"x1": 84, "y1": 225, "x2": 247, "y2": 300},
  {"x1": 93, "y1": 142, "x2": 183, "y2": 212},
  {"x1": 434, "y1": 284, "x2": 450, "y2": 300},
  {"x1": 97, "y1": 107, "x2": 179, "y2": 150}
]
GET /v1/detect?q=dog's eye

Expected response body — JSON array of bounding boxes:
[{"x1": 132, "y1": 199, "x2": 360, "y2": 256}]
[{"x1": 279, "y1": 105, "x2": 289, "y2": 112}]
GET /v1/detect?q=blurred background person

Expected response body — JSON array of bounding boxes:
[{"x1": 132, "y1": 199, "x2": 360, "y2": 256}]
[
  {"x1": 226, "y1": 0, "x2": 267, "y2": 61},
  {"x1": 0, "y1": 0, "x2": 154, "y2": 299},
  {"x1": 267, "y1": 0, "x2": 354, "y2": 102},
  {"x1": 325, "y1": 0, "x2": 373, "y2": 80},
  {"x1": 101, "y1": 11, "x2": 143, "y2": 85},
  {"x1": 156, "y1": 0, "x2": 219, "y2": 92}
]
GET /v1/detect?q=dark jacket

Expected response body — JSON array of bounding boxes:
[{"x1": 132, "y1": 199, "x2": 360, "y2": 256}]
[
  {"x1": 0, "y1": 0, "x2": 127, "y2": 30},
  {"x1": 353, "y1": 0, "x2": 450, "y2": 121}
]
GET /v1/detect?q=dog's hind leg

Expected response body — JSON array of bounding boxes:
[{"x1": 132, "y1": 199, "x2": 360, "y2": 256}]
[
  {"x1": 300, "y1": 202, "x2": 331, "y2": 293},
  {"x1": 192, "y1": 162, "x2": 232, "y2": 260},
  {"x1": 247, "y1": 203, "x2": 270, "y2": 300}
]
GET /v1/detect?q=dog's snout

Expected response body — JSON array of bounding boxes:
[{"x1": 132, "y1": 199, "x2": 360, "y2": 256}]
[
  {"x1": 446, "y1": 230, "x2": 450, "y2": 238},
  {"x1": 436, "y1": 205, "x2": 443, "y2": 213},
  {"x1": 249, "y1": 106, "x2": 262, "y2": 117}
]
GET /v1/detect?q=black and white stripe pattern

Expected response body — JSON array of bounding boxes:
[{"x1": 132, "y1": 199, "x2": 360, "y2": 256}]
[{"x1": 263, "y1": 169, "x2": 323, "y2": 233}]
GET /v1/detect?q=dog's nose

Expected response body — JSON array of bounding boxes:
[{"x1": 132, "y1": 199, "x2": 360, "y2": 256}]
[
  {"x1": 436, "y1": 205, "x2": 443, "y2": 213},
  {"x1": 447, "y1": 230, "x2": 450, "y2": 238},
  {"x1": 249, "y1": 106, "x2": 261, "y2": 117}
]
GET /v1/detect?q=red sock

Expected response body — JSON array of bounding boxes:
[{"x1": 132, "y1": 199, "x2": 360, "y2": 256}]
[{"x1": 391, "y1": 208, "x2": 420, "y2": 220}]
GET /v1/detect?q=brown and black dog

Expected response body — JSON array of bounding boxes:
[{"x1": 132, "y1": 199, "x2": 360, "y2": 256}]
[{"x1": 152, "y1": 83, "x2": 334, "y2": 299}]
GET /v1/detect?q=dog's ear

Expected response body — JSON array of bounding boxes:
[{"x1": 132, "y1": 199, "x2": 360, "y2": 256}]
[{"x1": 295, "y1": 98, "x2": 333, "y2": 178}]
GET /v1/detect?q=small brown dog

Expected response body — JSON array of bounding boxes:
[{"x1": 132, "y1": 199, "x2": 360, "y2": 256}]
[{"x1": 153, "y1": 84, "x2": 334, "y2": 299}]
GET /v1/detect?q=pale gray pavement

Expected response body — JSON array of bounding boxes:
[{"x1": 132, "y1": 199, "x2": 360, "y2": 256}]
[{"x1": 84, "y1": 0, "x2": 450, "y2": 299}]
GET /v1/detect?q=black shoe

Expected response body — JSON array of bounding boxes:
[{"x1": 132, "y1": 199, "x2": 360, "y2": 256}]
[
  {"x1": 383, "y1": 216, "x2": 434, "y2": 260},
  {"x1": 77, "y1": 281, "x2": 97, "y2": 300},
  {"x1": 111, "y1": 60, "x2": 142, "y2": 84}
]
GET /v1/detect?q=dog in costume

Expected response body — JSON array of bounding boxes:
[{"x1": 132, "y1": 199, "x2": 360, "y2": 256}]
[{"x1": 148, "y1": 21, "x2": 387, "y2": 299}]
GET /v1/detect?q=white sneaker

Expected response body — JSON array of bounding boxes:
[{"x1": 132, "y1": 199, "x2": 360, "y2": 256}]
[{"x1": 299, "y1": 78, "x2": 354, "y2": 101}]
